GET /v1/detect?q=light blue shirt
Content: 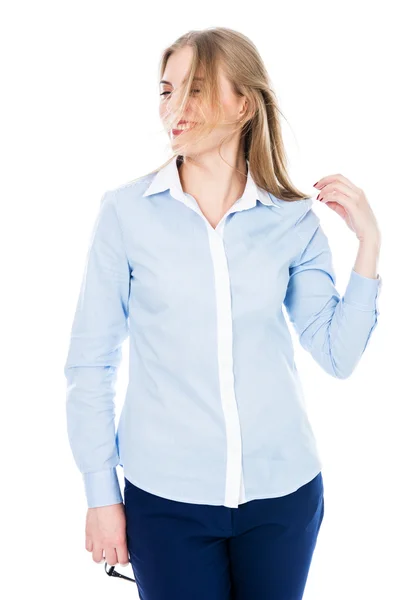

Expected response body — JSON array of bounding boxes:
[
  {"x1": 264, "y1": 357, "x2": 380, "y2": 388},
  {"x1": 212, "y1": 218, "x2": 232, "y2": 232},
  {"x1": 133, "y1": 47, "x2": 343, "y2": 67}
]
[{"x1": 64, "y1": 156, "x2": 382, "y2": 509}]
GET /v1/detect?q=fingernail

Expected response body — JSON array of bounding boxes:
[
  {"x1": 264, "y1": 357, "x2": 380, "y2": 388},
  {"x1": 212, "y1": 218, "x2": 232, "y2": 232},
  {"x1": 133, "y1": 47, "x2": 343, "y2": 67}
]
[
  {"x1": 313, "y1": 181, "x2": 319, "y2": 187},
  {"x1": 121, "y1": 562, "x2": 129, "y2": 567}
]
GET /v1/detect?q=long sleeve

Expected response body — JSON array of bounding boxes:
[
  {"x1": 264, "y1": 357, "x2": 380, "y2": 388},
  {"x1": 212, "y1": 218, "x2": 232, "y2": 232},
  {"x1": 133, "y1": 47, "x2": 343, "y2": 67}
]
[
  {"x1": 64, "y1": 190, "x2": 131, "y2": 508},
  {"x1": 283, "y1": 203, "x2": 382, "y2": 379}
]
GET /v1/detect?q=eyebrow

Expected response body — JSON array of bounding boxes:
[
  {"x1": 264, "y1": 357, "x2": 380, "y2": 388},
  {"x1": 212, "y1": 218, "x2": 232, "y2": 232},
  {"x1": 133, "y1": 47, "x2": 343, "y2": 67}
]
[{"x1": 159, "y1": 77, "x2": 204, "y2": 86}]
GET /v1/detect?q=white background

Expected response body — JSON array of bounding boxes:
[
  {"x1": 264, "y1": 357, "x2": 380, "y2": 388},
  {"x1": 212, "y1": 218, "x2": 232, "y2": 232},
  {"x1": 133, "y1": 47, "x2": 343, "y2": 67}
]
[{"x1": 2, "y1": 1, "x2": 399, "y2": 598}]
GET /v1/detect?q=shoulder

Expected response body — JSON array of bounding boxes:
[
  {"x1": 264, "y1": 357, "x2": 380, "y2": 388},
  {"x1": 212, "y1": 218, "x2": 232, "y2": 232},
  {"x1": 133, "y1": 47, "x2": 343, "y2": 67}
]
[
  {"x1": 293, "y1": 197, "x2": 318, "y2": 226},
  {"x1": 271, "y1": 195, "x2": 316, "y2": 222},
  {"x1": 108, "y1": 173, "x2": 155, "y2": 199},
  {"x1": 104, "y1": 172, "x2": 157, "y2": 213},
  {"x1": 272, "y1": 195, "x2": 321, "y2": 243}
]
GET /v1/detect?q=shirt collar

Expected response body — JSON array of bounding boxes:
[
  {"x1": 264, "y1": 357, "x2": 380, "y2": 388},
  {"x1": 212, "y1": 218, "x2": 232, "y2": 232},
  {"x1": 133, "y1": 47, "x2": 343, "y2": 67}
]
[{"x1": 143, "y1": 156, "x2": 281, "y2": 209}]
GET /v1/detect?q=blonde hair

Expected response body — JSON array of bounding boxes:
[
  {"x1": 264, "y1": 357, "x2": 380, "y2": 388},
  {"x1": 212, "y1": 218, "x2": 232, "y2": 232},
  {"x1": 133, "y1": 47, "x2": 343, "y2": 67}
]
[{"x1": 136, "y1": 27, "x2": 309, "y2": 202}]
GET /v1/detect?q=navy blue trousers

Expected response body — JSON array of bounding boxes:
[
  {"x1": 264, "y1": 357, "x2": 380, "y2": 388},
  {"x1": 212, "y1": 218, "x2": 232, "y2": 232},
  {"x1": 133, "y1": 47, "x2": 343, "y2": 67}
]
[{"x1": 124, "y1": 472, "x2": 324, "y2": 600}]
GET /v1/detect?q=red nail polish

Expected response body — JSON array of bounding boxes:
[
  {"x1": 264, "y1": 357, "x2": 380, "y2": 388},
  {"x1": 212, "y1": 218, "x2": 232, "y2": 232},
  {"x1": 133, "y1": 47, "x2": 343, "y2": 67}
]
[{"x1": 313, "y1": 181, "x2": 319, "y2": 187}]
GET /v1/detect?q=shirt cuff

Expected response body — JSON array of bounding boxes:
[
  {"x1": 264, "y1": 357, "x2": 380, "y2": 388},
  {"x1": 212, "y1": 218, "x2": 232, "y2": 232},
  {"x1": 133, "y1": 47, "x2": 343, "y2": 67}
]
[
  {"x1": 83, "y1": 467, "x2": 123, "y2": 508},
  {"x1": 343, "y1": 268, "x2": 382, "y2": 312}
]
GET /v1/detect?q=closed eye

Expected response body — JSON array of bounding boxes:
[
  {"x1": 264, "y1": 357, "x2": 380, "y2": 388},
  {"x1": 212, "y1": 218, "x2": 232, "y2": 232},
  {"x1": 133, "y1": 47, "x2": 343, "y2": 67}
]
[{"x1": 160, "y1": 89, "x2": 201, "y2": 97}]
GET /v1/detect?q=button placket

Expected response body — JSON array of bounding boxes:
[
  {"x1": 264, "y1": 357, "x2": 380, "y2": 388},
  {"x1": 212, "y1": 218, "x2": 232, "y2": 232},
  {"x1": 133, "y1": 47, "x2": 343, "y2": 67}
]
[{"x1": 206, "y1": 221, "x2": 245, "y2": 508}]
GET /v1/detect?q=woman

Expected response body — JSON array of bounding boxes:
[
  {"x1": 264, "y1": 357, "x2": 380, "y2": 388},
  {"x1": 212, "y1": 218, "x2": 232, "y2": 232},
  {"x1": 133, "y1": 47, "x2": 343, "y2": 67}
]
[{"x1": 64, "y1": 27, "x2": 382, "y2": 599}]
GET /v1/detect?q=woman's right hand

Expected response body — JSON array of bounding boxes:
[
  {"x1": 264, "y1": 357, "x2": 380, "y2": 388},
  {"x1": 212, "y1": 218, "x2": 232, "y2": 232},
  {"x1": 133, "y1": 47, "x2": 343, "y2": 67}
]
[{"x1": 85, "y1": 502, "x2": 130, "y2": 567}]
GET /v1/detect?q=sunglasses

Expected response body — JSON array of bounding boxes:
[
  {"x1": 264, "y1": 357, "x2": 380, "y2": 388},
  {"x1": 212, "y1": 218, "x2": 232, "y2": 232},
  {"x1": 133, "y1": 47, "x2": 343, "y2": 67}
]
[{"x1": 104, "y1": 561, "x2": 136, "y2": 584}]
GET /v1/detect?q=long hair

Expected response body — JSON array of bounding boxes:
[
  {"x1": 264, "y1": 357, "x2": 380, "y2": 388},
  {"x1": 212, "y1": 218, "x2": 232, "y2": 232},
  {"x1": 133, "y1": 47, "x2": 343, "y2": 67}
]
[{"x1": 137, "y1": 27, "x2": 309, "y2": 202}]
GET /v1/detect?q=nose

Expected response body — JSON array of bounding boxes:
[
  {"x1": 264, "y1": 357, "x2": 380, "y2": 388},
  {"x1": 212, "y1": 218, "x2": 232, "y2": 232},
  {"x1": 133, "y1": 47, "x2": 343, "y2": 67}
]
[{"x1": 162, "y1": 89, "x2": 193, "y2": 126}]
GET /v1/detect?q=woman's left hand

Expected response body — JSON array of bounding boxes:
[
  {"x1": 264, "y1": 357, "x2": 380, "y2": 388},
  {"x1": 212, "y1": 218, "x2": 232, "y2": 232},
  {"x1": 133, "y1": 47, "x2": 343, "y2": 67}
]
[{"x1": 313, "y1": 174, "x2": 381, "y2": 245}]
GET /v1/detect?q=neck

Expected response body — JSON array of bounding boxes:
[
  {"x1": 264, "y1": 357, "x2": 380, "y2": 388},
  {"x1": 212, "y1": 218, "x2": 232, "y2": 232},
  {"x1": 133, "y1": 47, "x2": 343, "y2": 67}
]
[{"x1": 178, "y1": 149, "x2": 248, "y2": 214}]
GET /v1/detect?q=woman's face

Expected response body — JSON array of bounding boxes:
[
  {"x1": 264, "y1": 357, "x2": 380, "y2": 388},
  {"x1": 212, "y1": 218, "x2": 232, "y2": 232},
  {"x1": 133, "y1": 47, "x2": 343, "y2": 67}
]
[{"x1": 159, "y1": 45, "x2": 247, "y2": 155}]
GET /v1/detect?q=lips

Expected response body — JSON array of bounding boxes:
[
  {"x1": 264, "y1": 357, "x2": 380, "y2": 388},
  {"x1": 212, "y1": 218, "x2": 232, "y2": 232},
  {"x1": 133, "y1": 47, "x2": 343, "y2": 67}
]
[
  {"x1": 171, "y1": 121, "x2": 197, "y2": 136},
  {"x1": 174, "y1": 121, "x2": 197, "y2": 129}
]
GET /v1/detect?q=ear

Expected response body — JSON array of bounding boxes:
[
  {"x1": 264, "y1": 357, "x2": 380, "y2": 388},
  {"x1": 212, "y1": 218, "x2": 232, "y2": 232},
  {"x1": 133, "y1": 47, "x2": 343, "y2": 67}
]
[
  {"x1": 239, "y1": 97, "x2": 255, "y2": 122},
  {"x1": 239, "y1": 97, "x2": 248, "y2": 116}
]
